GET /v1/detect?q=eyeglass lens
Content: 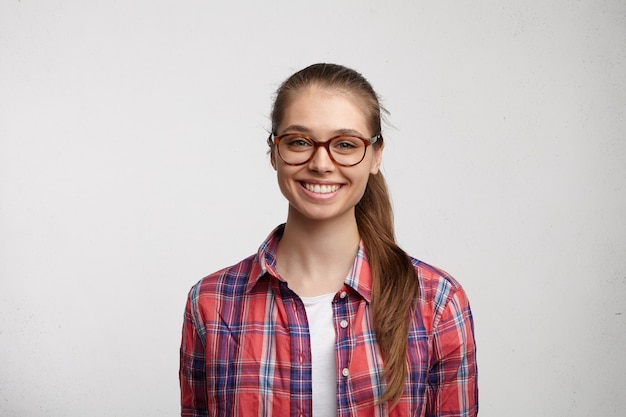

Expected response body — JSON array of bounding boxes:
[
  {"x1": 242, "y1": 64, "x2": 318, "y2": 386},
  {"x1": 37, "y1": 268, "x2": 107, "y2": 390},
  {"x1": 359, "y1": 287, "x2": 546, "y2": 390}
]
[{"x1": 278, "y1": 135, "x2": 367, "y2": 166}]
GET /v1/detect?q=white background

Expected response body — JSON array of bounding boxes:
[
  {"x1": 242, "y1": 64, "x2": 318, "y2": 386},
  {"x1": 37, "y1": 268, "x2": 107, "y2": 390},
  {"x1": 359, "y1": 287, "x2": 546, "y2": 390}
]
[{"x1": 1, "y1": 1, "x2": 625, "y2": 416}]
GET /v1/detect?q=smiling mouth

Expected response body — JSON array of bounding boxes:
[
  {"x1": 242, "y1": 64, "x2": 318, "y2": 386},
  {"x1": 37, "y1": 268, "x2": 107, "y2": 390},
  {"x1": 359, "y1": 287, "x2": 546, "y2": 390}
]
[{"x1": 302, "y1": 182, "x2": 341, "y2": 194}]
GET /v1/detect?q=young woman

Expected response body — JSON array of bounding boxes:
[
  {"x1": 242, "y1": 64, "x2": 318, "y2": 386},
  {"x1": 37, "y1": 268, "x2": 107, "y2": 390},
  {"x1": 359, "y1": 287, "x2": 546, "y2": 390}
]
[{"x1": 180, "y1": 63, "x2": 478, "y2": 417}]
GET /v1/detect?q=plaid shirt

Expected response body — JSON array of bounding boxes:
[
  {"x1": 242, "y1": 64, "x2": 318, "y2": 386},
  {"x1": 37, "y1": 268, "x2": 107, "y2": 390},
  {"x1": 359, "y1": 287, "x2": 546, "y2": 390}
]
[{"x1": 180, "y1": 225, "x2": 478, "y2": 417}]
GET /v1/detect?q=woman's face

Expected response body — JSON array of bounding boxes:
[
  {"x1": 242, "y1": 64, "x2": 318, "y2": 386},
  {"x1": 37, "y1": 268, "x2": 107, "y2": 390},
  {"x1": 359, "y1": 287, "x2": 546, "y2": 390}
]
[{"x1": 272, "y1": 85, "x2": 383, "y2": 224}]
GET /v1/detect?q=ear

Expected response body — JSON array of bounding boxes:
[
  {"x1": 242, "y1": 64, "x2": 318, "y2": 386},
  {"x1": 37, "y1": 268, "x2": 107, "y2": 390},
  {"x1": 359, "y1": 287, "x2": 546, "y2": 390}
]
[
  {"x1": 270, "y1": 146, "x2": 278, "y2": 170},
  {"x1": 369, "y1": 142, "x2": 384, "y2": 175}
]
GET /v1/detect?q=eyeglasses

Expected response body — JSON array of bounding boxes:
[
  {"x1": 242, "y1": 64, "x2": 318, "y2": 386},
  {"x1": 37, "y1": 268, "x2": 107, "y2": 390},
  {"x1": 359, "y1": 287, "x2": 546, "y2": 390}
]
[{"x1": 268, "y1": 133, "x2": 381, "y2": 167}]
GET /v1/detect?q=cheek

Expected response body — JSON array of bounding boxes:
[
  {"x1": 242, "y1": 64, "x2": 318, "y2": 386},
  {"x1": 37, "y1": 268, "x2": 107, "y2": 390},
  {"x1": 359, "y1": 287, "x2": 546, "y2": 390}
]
[
  {"x1": 275, "y1": 165, "x2": 298, "y2": 193},
  {"x1": 346, "y1": 167, "x2": 373, "y2": 195}
]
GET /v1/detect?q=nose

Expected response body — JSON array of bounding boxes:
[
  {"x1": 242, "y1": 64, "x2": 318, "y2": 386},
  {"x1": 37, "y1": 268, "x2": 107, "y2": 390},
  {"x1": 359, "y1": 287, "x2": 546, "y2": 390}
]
[{"x1": 307, "y1": 144, "x2": 335, "y2": 172}]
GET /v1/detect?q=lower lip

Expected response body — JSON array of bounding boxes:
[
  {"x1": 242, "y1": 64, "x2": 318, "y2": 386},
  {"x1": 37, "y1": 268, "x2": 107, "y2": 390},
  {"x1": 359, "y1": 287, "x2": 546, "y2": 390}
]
[{"x1": 300, "y1": 183, "x2": 342, "y2": 200}]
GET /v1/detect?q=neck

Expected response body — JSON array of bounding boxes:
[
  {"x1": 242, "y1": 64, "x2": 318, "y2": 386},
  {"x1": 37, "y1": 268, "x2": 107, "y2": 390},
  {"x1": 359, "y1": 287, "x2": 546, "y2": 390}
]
[{"x1": 275, "y1": 207, "x2": 360, "y2": 297}]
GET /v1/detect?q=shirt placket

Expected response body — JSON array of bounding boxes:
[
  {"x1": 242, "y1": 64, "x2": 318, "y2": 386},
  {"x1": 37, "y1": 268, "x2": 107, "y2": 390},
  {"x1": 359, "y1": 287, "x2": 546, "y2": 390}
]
[{"x1": 334, "y1": 287, "x2": 356, "y2": 417}]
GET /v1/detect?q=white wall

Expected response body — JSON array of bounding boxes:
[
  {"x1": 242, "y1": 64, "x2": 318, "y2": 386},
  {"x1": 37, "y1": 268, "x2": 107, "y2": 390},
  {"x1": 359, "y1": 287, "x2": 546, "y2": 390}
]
[{"x1": 1, "y1": 1, "x2": 624, "y2": 416}]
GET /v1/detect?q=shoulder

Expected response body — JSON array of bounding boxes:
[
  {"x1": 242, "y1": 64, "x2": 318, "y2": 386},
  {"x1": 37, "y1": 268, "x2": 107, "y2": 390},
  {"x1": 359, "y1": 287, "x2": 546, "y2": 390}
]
[
  {"x1": 186, "y1": 225, "x2": 284, "y2": 315},
  {"x1": 189, "y1": 253, "x2": 258, "y2": 303},
  {"x1": 411, "y1": 257, "x2": 463, "y2": 298},
  {"x1": 184, "y1": 254, "x2": 263, "y2": 336},
  {"x1": 185, "y1": 254, "x2": 261, "y2": 326},
  {"x1": 409, "y1": 257, "x2": 471, "y2": 329},
  {"x1": 182, "y1": 254, "x2": 259, "y2": 344}
]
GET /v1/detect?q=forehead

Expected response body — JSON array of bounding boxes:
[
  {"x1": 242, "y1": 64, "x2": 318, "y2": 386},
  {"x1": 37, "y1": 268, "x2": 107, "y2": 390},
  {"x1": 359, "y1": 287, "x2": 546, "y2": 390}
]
[{"x1": 280, "y1": 86, "x2": 371, "y2": 133}]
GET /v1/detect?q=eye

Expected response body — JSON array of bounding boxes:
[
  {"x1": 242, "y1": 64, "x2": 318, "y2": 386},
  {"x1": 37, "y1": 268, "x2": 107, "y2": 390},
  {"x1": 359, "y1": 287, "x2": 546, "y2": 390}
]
[
  {"x1": 332, "y1": 137, "x2": 362, "y2": 153},
  {"x1": 283, "y1": 135, "x2": 313, "y2": 149},
  {"x1": 337, "y1": 141, "x2": 357, "y2": 149}
]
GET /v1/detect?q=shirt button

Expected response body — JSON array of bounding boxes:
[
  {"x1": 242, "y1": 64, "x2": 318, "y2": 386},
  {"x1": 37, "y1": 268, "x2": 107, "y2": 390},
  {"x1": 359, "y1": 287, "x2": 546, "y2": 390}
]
[
  {"x1": 342, "y1": 368, "x2": 350, "y2": 377},
  {"x1": 340, "y1": 291, "x2": 347, "y2": 299},
  {"x1": 340, "y1": 319, "x2": 348, "y2": 328}
]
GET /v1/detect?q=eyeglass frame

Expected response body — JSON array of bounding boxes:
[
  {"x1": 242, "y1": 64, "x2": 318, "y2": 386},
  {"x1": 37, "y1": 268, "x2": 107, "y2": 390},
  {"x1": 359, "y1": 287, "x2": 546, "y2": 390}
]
[{"x1": 267, "y1": 132, "x2": 382, "y2": 167}]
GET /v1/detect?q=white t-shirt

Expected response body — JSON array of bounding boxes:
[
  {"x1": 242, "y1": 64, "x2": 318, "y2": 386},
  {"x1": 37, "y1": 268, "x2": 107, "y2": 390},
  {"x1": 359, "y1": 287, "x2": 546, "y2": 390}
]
[{"x1": 301, "y1": 292, "x2": 338, "y2": 417}]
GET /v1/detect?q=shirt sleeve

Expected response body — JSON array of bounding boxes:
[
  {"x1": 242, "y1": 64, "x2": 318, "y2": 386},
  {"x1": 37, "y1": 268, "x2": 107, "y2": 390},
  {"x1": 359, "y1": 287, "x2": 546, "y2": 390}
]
[
  {"x1": 426, "y1": 286, "x2": 478, "y2": 417},
  {"x1": 179, "y1": 292, "x2": 209, "y2": 417}
]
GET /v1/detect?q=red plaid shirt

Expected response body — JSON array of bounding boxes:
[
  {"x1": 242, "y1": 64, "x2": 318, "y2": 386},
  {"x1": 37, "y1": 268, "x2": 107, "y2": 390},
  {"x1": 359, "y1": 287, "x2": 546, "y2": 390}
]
[{"x1": 180, "y1": 225, "x2": 478, "y2": 416}]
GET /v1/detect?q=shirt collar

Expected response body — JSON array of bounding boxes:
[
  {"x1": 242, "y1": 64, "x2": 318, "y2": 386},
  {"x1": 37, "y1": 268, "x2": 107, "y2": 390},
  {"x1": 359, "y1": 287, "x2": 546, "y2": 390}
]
[
  {"x1": 247, "y1": 224, "x2": 284, "y2": 293},
  {"x1": 247, "y1": 224, "x2": 373, "y2": 303},
  {"x1": 345, "y1": 241, "x2": 373, "y2": 303}
]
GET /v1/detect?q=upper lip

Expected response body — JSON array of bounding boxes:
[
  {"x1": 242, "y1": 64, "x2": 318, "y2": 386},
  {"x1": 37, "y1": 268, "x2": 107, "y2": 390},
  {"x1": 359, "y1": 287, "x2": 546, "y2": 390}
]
[{"x1": 298, "y1": 180, "x2": 344, "y2": 185}]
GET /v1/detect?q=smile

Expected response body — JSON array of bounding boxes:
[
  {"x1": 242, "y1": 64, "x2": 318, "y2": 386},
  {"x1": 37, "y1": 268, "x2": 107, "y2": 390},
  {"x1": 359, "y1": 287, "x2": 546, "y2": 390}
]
[{"x1": 302, "y1": 182, "x2": 341, "y2": 194}]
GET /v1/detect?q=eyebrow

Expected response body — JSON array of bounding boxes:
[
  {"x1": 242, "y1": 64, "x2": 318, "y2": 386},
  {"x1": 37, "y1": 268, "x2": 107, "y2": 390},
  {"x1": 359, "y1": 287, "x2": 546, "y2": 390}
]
[{"x1": 280, "y1": 125, "x2": 366, "y2": 138}]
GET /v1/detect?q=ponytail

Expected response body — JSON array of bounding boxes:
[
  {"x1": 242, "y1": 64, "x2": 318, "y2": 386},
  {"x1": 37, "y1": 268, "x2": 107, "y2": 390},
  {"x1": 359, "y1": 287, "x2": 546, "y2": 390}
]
[{"x1": 356, "y1": 172, "x2": 418, "y2": 407}]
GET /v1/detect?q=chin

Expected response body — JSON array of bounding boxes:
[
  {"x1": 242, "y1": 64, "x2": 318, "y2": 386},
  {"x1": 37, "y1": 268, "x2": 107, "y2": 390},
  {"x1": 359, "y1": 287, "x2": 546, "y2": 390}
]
[{"x1": 289, "y1": 203, "x2": 355, "y2": 224}]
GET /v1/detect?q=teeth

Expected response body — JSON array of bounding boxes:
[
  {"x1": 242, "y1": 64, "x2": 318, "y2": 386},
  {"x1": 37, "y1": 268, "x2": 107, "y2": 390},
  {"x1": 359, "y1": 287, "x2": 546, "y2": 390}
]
[{"x1": 303, "y1": 183, "x2": 340, "y2": 194}]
